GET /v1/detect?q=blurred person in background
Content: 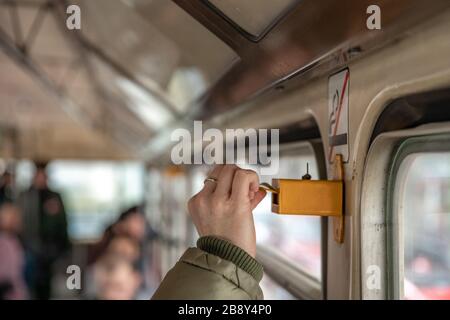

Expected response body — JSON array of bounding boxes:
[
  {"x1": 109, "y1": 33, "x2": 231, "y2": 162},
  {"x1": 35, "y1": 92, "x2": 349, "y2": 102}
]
[
  {"x1": 18, "y1": 162, "x2": 70, "y2": 300},
  {"x1": 105, "y1": 235, "x2": 141, "y2": 263},
  {"x1": 88, "y1": 206, "x2": 158, "y2": 297},
  {"x1": 116, "y1": 206, "x2": 148, "y2": 242},
  {"x1": 0, "y1": 171, "x2": 15, "y2": 206},
  {"x1": 0, "y1": 202, "x2": 28, "y2": 300},
  {"x1": 92, "y1": 253, "x2": 142, "y2": 300},
  {"x1": 88, "y1": 206, "x2": 146, "y2": 265}
]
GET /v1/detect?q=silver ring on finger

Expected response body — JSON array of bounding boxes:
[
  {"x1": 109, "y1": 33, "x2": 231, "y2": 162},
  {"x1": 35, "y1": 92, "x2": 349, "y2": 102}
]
[{"x1": 204, "y1": 177, "x2": 218, "y2": 184}]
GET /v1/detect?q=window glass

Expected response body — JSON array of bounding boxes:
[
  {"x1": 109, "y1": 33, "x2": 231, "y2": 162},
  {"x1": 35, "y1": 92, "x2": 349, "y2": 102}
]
[
  {"x1": 397, "y1": 153, "x2": 450, "y2": 300},
  {"x1": 260, "y1": 274, "x2": 297, "y2": 300},
  {"x1": 207, "y1": 0, "x2": 300, "y2": 36},
  {"x1": 251, "y1": 149, "x2": 322, "y2": 280}
]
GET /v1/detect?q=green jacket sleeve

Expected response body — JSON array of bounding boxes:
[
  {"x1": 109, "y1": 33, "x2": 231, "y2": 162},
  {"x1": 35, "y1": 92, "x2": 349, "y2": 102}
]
[{"x1": 151, "y1": 236, "x2": 264, "y2": 300}]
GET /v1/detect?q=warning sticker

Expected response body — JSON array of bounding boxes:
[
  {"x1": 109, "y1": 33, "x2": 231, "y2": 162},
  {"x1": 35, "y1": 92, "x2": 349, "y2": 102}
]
[{"x1": 328, "y1": 68, "x2": 350, "y2": 163}]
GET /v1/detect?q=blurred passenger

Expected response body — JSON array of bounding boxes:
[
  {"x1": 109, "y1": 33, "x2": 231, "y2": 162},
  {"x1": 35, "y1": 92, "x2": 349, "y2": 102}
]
[
  {"x1": 0, "y1": 171, "x2": 14, "y2": 206},
  {"x1": 116, "y1": 206, "x2": 148, "y2": 242},
  {"x1": 93, "y1": 253, "x2": 142, "y2": 300},
  {"x1": 18, "y1": 162, "x2": 70, "y2": 300},
  {"x1": 105, "y1": 235, "x2": 141, "y2": 263},
  {"x1": 88, "y1": 206, "x2": 152, "y2": 265},
  {"x1": 0, "y1": 203, "x2": 28, "y2": 300},
  {"x1": 88, "y1": 206, "x2": 158, "y2": 297}
]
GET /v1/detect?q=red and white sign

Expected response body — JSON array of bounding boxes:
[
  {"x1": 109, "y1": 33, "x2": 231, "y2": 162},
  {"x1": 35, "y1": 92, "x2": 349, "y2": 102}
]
[{"x1": 328, "y1": 68, "x2": 350, "y2": 163}]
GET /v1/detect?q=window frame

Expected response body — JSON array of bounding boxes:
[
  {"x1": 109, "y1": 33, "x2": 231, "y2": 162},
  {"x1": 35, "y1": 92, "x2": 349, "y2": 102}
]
[
  {"x1": 255, "y1": 139, "x2": 327, "y2": 300},
  {"x1": 361, "y1": 126, "x2": 450, "y2": 300},
  {"x1": 202, "y1": 0, "x2": 302, "y2": 42},
  {"x1": 386, "y1": 134, "x2": 450, "y2": 299}
]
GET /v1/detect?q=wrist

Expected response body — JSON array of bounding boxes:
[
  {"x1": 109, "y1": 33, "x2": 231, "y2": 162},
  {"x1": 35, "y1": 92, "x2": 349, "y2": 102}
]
[{"x1": 197, "y1": 236, "x2": 263, "y2": 282}]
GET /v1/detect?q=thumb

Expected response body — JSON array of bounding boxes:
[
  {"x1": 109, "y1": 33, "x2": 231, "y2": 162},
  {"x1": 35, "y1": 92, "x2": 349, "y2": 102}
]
[{"x1": 250, "y1": 189, "x2": 267, "y2": 210}]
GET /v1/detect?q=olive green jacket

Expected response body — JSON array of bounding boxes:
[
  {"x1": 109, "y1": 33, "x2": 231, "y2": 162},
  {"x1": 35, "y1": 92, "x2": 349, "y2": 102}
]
[{"x1": 152, "y1": 236, "x2": 264, "y2": 300}]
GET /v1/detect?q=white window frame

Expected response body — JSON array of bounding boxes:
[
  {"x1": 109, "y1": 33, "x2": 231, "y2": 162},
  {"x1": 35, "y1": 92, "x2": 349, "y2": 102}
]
[{"x1": 361, "y1": 123, "x2": 450, "y2": 299}]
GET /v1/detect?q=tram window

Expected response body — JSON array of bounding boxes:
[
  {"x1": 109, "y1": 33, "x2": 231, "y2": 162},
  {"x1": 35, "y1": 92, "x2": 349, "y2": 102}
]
[
  {"x1": 207, "y1": 0, "x2": 300, "y2": 37},
  {"x1": 252, "y1": 148, "x2": 322, "y2": 280},
  {"x1": 395, "y1": 153, "x2": 450, "y2": 300},
  {"x1": 260, "y1": 274, "x2": 297, "y2": 300}
]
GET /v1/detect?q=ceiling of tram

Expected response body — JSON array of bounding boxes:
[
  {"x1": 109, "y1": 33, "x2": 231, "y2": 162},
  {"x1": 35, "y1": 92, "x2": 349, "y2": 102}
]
[{"x1": 0, "y1": 0, "x2": 238, "y2": 160}]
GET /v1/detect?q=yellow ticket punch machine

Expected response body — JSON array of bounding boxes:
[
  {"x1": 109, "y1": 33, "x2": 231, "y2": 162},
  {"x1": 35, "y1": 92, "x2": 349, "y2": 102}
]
[{"x1": 260, "y1": 155, "x2": 345, "y2": 243}]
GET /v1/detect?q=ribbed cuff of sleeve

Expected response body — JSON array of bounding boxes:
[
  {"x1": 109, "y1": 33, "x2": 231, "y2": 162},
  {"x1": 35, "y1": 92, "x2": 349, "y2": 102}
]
[{"x1": 197, "y1": 236, "x2": 263, "y2": 282}]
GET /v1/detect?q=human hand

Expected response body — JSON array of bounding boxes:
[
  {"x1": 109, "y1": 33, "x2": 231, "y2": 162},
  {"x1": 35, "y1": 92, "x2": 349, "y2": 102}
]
[{"x1": 187, "y1": 165, "x2": 266, "y2": 258}]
